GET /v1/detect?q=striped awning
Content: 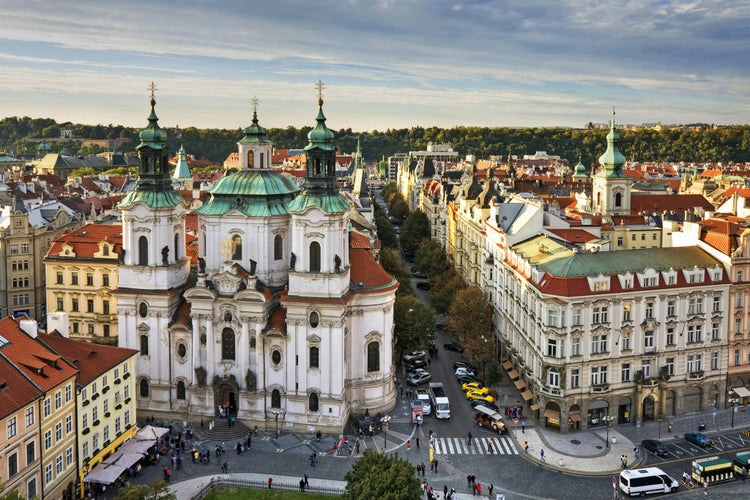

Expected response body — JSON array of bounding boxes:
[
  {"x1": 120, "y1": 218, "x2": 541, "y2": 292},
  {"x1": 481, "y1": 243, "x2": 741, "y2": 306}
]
[
  {"x1": 733, "y1": 386, "x2": 750, "y2": 398},
  {"x1": 507, "y1": 369, "x2": 519, "y2": 380},
  {"x1": 514, "y1": 379, "x2": 526, "y2": 390},
  {"x1": 521, "y1": 389, "x2": 533, "y2": 401},
  {"x1": 502, "y1": 360, "x2": 513, "y2": 370}
]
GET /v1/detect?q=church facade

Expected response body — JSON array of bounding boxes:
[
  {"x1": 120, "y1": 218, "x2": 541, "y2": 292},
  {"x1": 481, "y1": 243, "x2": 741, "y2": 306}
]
[{"x1": 117, "y1": 87, "x2": 397, "y2": 433}]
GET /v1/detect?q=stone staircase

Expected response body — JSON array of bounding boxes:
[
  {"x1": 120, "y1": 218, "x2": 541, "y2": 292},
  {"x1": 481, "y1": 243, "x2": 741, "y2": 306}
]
[{"x1": 197, "y1": 418, "x2": 253, "y2": 442}]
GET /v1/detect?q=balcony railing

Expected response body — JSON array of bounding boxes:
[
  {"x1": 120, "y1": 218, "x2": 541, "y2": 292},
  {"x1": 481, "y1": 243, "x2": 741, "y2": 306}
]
[{"x1": 591, "y1": 384, "x2": 610, "y2": 394}]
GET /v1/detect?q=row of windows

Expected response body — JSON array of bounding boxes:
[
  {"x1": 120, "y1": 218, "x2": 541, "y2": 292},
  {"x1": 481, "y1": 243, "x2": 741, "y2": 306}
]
[
  {"x1": 11, "y1": 259, "x2": 30, "y2": 271},
  {"x1": 6, "y1": 441, "x2": 38, "y2": 480},
  {"x1": 81, "y1": 411, "x2": 131, "y2": 462},
  {"x1": 44, "y1": 415, "x2": 74, "y2": 451},
  {"x1": 5, "y1": 406, "x2": 35, "y2": 440},
  {"x1": 57, "y1": 297, "x2": 110, "y2": 314},
  {"x1": 10, "y1": 243, "x2": 30, "y2": 254},
  {"x1": 550, "y1": 353, "x2": 720, "y2": 388},
  {"x1": 55, "y1": 271, "x2": 110, "y2": 287},
  {"x1": 43, "y1": 447, "x2": 74, "y2": 485},
  {"x1": 12, "y1": 293, "x2": 30, "y2": 306}
]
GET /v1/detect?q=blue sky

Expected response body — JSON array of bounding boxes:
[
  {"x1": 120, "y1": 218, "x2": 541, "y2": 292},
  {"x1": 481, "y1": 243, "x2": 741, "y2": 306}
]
[{"x1": 1, "y1": 0, "x2": 748, "y2": 131}]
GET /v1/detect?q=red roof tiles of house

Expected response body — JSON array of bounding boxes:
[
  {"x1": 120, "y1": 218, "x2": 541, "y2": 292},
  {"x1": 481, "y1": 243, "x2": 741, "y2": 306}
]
[
  {"x1": 0, "y1": 317, "x2": 77, "y2": 391},
  {"x1": 349, "y1": 248, "x2": 398, "y2": 292},
  {"x1": 698, "y1": 218, "x2": 742, "y2": 256},
  {"x1": 46, "y1": 223, "x2": 122, "y2": 260},
  {"x1": 547, "y1": 228, "x2": 599, "y2": 244},
  {"x1": 36, "y1": 332, "x2": 137, "y2": 386},
  {"x1": 350, "y1": 232, "x2": 371, "y2": 249},
  {"x1": 0, "y1": 353, "x2": 44, "y2": 420},
  {"x1": 629, "y1": 194, "x2": 713, "y2": 214}
]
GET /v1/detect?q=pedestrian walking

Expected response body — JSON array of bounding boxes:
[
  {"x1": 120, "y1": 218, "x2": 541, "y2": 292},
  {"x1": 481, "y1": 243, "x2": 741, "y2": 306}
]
[
  {"x1": 316, "y1": 430, "x2": 322, "y2": 443},
  {"x1": 524, "y1": 440, "x2": 529, "y2": 453},
  {"x1": 702, "y1": 479, "x2": 708, "y2": 495},
  {"x1": 421, "y1": 462, "x2": 426, "y2": 476},
  {"x1": 268, "y1": 477, "x2": 273, "y2": 489},
  {"x1": 634, "y1": 447, "x2": 639, "y2": 460},
  {"x1": 521, "y1": 420, "x2": 526, "y2": 433},
  {"x1": 433, "y1": 458, "x2": 438, "y2": 473},
  {"x1": 467, "y1": 431, "x2": 472, "y2": 446},
  {"x1": 200, "y1": 419, "x2": 204, "y2": 430},
  {"x1": 355, "y1": 438, "x2": 360, "y2": 454},
  {"x1": 444, "y1": 485, "x2": 448, "y2": 498},
  {"x1": 333, "y1": 442, "x2": 339, "y2": 456},
  {"x1": 407, "y1": 440, "x2": 411, "y2": 452},
  {"x1": 487, "y1": 439, "x2": 494, "y2": 453},
  {"x1": 176, "y1": 455, "x2": 182, "y2": 471},
  {"x1": 309, "y1": 453, "x2": 316, "y2": 467},
  {"x1": 489, "y1": 484, "x2": 494, "y2": 496},
  {"x1": 416, "y1": 437, "x2": 420, "y2": 448},
  {"x1": 299, "y1": 479, "x2": 306, "y2": 492},
  {"x1": 540, "y1": 449, "x2": 545, "y2": 462},
  {"x1": 476, "y1": 483, "x2": 482, "y2": 496}
]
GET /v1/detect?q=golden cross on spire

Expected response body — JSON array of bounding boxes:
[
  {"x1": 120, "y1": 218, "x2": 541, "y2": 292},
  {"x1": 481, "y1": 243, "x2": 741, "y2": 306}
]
[
  {"x1": 315, "y1": 80, "x2": 325, "y2": 104},
  {"x1": 148, "y1": 82, "x2": 158, "y2": 99},
  {"x1": 251, "y1": 96, "x2": 259, "y2": 114}
]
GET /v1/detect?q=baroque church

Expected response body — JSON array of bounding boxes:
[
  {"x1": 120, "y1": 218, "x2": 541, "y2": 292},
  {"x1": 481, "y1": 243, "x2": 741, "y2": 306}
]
[{"x1": 117, "y1": 85, "x2": 398, "y2": 433}]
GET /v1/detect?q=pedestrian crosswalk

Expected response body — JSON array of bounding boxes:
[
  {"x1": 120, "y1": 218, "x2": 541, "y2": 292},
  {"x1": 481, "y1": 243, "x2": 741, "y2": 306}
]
[{"x1": 431, "y1": 436, "x2": 518, "y2": 455}]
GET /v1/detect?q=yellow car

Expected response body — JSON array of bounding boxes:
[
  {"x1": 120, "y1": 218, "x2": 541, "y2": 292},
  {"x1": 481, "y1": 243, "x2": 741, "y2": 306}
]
[
  {"x1": 462, "y1": 382, "x2": 488, "y2": 394},
  {"x1": 466, "y1": 391, "x2": 495, "y2": 404}
]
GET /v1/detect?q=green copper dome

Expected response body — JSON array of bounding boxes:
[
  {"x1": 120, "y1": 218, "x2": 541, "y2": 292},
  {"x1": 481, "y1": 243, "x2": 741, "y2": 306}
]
[
  {"x1": 595, "y1": 110, "x2": 627, "y2": 178},
  {"x1": 238, "y1": 109, "x2": 271, "y2": 144},
  {"x1": 197, "y1": 169, "x2": 300, "y2": 217},
  {"x1": 305, "y1": 98, "x2": 336, "y2": 151},
  {"x1": 138, "y1": 98, "x2": 168, "y2": 150},
  {"x1": 572, "y1": 158, "x2": 587, "y2": 178}
]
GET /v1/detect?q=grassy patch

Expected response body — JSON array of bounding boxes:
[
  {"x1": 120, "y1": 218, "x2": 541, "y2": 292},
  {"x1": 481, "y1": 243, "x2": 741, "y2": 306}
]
[{"x1": 203, "y1": 486, "x2": 338, "y2": 500}]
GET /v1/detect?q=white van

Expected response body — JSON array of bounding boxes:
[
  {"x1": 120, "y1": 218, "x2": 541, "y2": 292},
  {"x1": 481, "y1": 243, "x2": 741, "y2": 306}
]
[{"x1": 619, "y1": 467, "x2": 679, "y2": 497}]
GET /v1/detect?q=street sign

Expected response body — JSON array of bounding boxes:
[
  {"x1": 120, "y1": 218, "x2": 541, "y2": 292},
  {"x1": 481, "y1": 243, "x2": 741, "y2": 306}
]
[{"x1": 636, "y1": 420, "x2": 641, "y2": 428}]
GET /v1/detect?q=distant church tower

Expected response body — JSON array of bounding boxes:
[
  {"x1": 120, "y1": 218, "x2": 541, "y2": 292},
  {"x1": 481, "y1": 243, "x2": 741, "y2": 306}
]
[
  {"x1": 117, "y1": 83, "x2": 190, "y2": 412},
  {"x1": 592, "y1": 110, "x2": 631, "y2": 215}
]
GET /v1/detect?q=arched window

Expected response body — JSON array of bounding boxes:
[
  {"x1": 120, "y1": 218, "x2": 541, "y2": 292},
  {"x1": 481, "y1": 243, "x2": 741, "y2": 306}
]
[
  {"x1": 271, "y1": 389, "x2": 281, "y2": 408},
  {"x1": 274, "y1": 235, "x2": 283, "y2": 261},
  {"x1": 176, "y1": 381, "x2": 186, "y2": 400},
  {"x1": 221, "y1": 328, "x2": 235, "y2": 360},
  {"x1": 231, "y1": 235, "x2": 242, "y2": 260},
  {"x1": 138, "y1": 236, "x2": 148, "y2": 266},
  {"x1": 308, "y1": 392, "x2": 319, "y2": 412},
  {"x1": 615, "y1": 192, "x2": 623, "y2": 208},
  {"x1": 247, "y1": 151, "x2": 254, "y2": 168},
  {"x1": 367, "y1": 342, "x2": 380, "y2": 372},
  {"x1": 309, "y1": 346, "x2": 320, "y2": 368},
  {"x1": 309, "y1": 242, "x2": 321, "y2": 272},
  {"x1": 140, "y1": 335, "x2": 149, "y2": 356},
  {"x1": 174, "y1": 233, "x2": 180, "y2": 260},
  {"x1": 139, "y1": 379, "x2": 149, "y2": 398}
]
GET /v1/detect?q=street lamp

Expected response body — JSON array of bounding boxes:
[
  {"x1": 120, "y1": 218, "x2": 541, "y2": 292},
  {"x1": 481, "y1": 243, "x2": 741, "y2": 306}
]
[
  {"x1": 728, "y1": 391, "x2": 739, "y2": 428},
  {"x1": 380, "y1": 416, "x2": 391, "y2": 453},
  {"x1": 604, "y1": 415, "x2": 615, "y2": 448},
  {"x1": 270, "y1": 410, "x2": 282, "y2": 438}
]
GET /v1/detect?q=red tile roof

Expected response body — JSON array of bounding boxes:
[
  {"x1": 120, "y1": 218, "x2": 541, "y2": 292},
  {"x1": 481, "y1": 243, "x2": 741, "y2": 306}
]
[
  {"x1": 36, "y1": 332, "x2": 137, "y2": 386},
  {"x1": 0, "y1": 318, "x2": 78, "y2": 391},
  {"x1": 0, "y1": 353, "x2": 44, "y2": 420},
  {"x1": 629, "y1": 194, "x2": 713, "y2": 214},
  {"x1": 46, "y1": 223, "x2": 122, "y2": 260},
  {"x1": 547, "y1": 228, "x2": 599, "y2": 244},
  {"x1": 350, "y1": 232, "x2": 371, "y2": 249},
  {"x1": 350, "y1": 248, "x2": 398, "y2": 292}
]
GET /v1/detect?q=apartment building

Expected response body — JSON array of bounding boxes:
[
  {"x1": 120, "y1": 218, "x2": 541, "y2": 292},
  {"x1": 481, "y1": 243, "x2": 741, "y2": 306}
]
[
  {"x1": 0, "y1": 353, "x2": 43, "y2": 499},
  {"x1": 44, "y1": 223, "x2": 122, "y2": 344},
  {"x1": 0, "y1": 318, "x2": 78, "y2": 499}
]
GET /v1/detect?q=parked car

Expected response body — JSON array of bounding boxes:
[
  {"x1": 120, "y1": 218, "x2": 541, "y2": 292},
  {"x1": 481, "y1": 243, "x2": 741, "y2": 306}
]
[
  {"x1": 413, "y1": 271, "x2": 427, "y2": 279},
  {"x1": 444, "y1": 341, "x2": 464, "y2": 353},
  {"x1": 407, "y1": 370, "x2": 432, "y2": 386},
  {"x1": 407, "y1": 367, "x2": 430, "y2": 379},
  {"x1": 461, "y1": 382, "x2": 488, "y2": 394},
  {"x1": 435, "y1": 322, "x2": 444, "y2": 329},
  {"x1": 454, "y1": 361, "x2": 479, "y2": 372},
  {"x1": 416, "y1": 282, "x2": 431, "y2": 290},
  {"x1": 466, "y1": 390, "x2": 495, "y2": 404},
  {"x1": 455, "y1": 367, "x2": 477, "y2": 378},
  {"x1": 685, "y1": 433, "x2": 711, "y2": 447},
  {"x1": 470, "y1": 400, "x2": 500, "y2": 413},
  {"x1": 456, "y1": 373, "x2": 483, "y2": 385},
  {"x1": 642, "y1": 439, "x2": 669, "y2": 457},
  {"x1": 403, "y1": 350, "x2": 427, "y2": 363}
]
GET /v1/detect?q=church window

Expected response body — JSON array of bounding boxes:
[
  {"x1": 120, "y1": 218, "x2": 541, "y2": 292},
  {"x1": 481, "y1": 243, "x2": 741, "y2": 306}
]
[
  {"x1": 309, "y1": 346, "x2": 319, "y2": 368},
  {"x1": 139, "y1": 336, "x2": 148, "y2": 356},
  {"x1": 615, "y1": 192, "x2": 622, "y2": 208},
  {"x1": 221, "y1": 328, "x2": 236, "y2": 360},
  {"x1": 308, "y1": 392, "x2": 319, "y2": 412},
  {"x1": 231, "y1": 235, "x2": 242, "y2": 261},
  {"x1": 367, "y1": 342, "x2": 380, "y2": 372},
  {"x1": 271, "y1": 389, "x2": 281, "y2": 408},
  {"x1": 176, "y1": 381, "x2": 186, "y2": 400},
  {"x1": 138, "y1": 236, "x2": 148, "y2": 266},
  {"x1": 274, "y1": 235, "x2": 283, "y2": 260},
  {"x1": 309, "y1": 311, "x2": 320, "y2": 328},
  {"x1": 247, "y1": 151, "x2": 254, "y2": 168},
  {"x1": 271, "y1": 350, "x2": 281, "y2": 365},
  {"x1": 309, "y1": 242, "x2": 321, "y2": 272},
  {"x1": 139, "y1": 379, "x2": 149, "y2": 398},
  {"x1": 176, "y1": 343, "x2": 187, "y2": 359},
  {"x1": 139, "y1": 302, "x2": 148, "y2": 318}
]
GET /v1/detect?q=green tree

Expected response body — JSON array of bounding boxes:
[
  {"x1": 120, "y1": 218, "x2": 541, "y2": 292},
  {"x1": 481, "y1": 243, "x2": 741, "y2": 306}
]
[
  {"x1": 69, "y1": 167, "x2": 98, "y2": 178},
  {"x1": 388, "y1": 196, "x2": 409, "y2": 225},
  {"x1": 446, "y1": 286, "x2": 495, "y2": 374},
  {"x1": 343, "y1": 449, "x2": 421, "y2": 500},
  {"x1": 374, "y1": 210, "x2": 398, "y2": 249},
  {"x1": 413, "y1": 240, "x2": 448, "y2": 278},
  {"x1": 380, "y1": 181, "x2": 399, "y2": 206},
  {"x1": 393, "y1": 294, "x2": 435, "y2": 356},
  {"x1": 379, "y1": 248, "x2": 411, "y2": 296},
  {"x1": 115, "y1": 479, "x2": 176, "y2": 500},
  {"x1": 399, "y1": 209, "x2": 430, "y2": 257},
  {"x1": 430, "y1": 268, "x2": 466, "y2": 314}
]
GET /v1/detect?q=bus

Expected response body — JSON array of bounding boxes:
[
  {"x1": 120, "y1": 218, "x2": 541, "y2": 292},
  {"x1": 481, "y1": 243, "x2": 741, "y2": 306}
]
[
  {"x1": 733, "y1": 451, "x2": 750, "y2": 479},
  {"x1": 619, "y1": 467, "x2": 679, "y2": 497},
  {"x1": 691, "y1": 456, "x2": 734, "y2": 485}
]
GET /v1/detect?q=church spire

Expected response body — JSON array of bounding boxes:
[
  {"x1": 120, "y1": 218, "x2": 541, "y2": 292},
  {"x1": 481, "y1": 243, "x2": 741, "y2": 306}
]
[
  {"x1": 595, "y1": 108, "x2": 627, "y2": 178},
  {"x1": 301, "y1": 80, "x2": 337, "y2": 193}
]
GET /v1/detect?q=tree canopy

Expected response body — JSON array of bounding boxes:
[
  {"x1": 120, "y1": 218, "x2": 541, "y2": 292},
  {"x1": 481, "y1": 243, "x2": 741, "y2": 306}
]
[
  {"x1": 429, "y1": 267, "x2": 467, "y2": 314},
  {"x1": 343, "y1": 449, "x2": 421, "y2": 500},
  {"x1": 393, "y1": 294, "x2": 435, "y2": 356},
  {"x1": 399, "y1": 209, "x2": 431, "y2": 257},
  {"x1": 115, "y1": 479, "x2": 176, "y2": 500},
  {"x1": 379, "y1": 248, "x2": 412, "y2": 296},
  {"x1": 413, "y1": 239, "x2": 449, "y2": 278},
  {"x1": 445, "y1": 286, "x2": 494, "y2": 367}
]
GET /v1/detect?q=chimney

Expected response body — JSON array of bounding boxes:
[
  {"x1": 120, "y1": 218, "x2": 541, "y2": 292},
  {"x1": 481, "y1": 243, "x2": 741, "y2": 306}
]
[{"x1": 19, "y1": 319, "x2": 39, "y2": 338}]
